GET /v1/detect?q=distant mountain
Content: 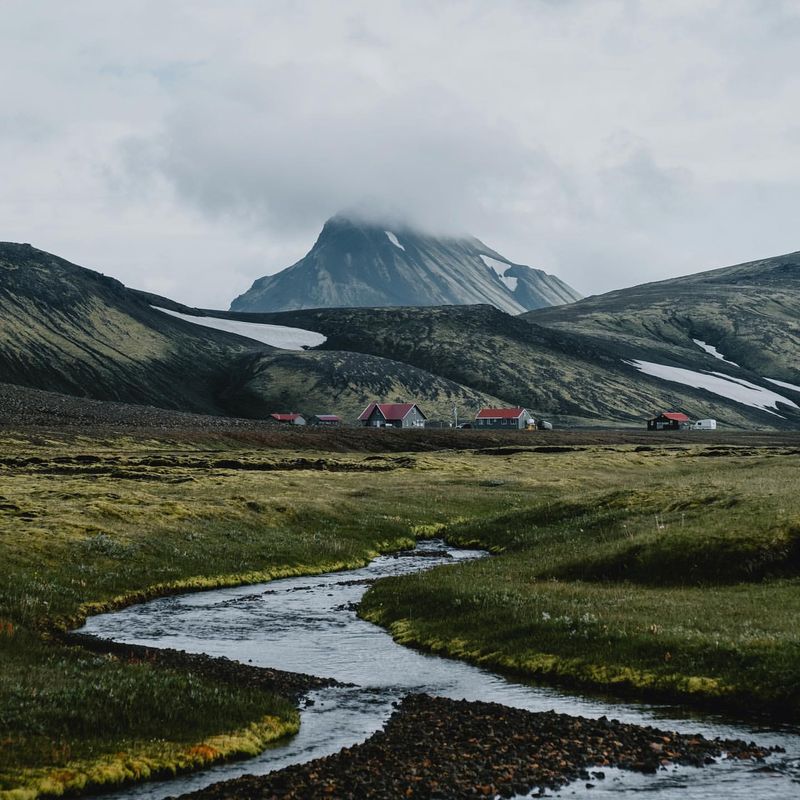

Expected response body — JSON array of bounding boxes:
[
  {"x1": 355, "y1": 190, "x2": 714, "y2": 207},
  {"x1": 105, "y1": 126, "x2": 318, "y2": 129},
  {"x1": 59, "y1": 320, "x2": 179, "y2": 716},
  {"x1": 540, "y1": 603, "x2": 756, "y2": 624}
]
[
  {"x1": 0, "y1": 243, "x2": 501, "y2": 420},
  {"x1": 238, "y1": 250, "x2": 800, "y2": 429},
  {"x1": 525, "y1": 251, "x2": 800, "y2": 385},
  {"x1": 2, "y1": 241, "x2": 799, "y2": 430},
  {"x1": 230, "y1": 215, "x2": 581, "y2": 314}
]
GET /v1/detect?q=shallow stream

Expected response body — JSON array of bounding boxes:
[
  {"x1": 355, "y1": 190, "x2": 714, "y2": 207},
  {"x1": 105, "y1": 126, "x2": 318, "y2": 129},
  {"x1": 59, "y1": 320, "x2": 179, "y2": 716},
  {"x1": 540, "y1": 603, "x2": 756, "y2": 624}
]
[{"x1": 80, "y1": 540, "x2": 800, "y2": 799}]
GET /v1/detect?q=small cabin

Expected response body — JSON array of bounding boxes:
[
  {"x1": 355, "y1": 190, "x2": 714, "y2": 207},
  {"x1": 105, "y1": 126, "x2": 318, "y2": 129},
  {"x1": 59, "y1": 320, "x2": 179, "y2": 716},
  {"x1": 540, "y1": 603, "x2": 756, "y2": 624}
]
[
  {"x1": 311, "y1": 414, "x2": 341, "y2": 427},
  {"x1": 475, "y1": 407, "x2": 534, "y2": 430},
  {"x1": 358, "y1": 402, "x2": 427, "y2": 429},
  {"x1": 647, "y1": 412, "x2": 689, "y2": 431},
  {"x1": 270, "y1": 412, "x2": 306, "y2": 426}
]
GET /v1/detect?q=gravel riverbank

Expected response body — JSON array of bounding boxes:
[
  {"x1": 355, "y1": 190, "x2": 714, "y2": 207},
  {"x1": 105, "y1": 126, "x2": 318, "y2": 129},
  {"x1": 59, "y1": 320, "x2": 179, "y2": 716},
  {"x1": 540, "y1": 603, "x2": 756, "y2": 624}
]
[{"x1": 172, "y1": 693, "x2": 778, "y2": 799}]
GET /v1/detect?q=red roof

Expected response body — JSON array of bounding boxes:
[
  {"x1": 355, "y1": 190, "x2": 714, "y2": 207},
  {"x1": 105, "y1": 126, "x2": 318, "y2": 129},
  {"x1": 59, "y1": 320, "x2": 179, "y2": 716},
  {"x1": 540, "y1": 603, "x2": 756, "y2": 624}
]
[
  {"x1": 358, "y1": 402, "x2": 425, "y2": 421},
  {"x1": 476, "y1": 407, "x2": 527, "y2": 419},
  {"x1": 659, "y1": 412, "x2": 690, "y2": 422},
  {"x1": 270, "y1": 413, "x2": 304, "y2": 422}
]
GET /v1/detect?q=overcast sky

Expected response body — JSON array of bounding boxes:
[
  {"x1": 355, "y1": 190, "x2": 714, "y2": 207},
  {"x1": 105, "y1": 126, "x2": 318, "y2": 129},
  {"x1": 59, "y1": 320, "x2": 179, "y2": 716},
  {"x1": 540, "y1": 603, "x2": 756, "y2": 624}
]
[{"x1": 2, "y1": 1, "x2": 799, "y2": 307}]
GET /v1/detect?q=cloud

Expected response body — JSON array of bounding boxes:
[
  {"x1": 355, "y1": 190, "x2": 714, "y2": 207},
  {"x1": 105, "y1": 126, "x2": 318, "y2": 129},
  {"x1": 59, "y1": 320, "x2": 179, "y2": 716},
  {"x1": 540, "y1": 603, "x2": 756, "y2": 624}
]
[
  {"x1": 122, "y1": 65, "x2": 547, "y2": 238},
  {"x1": 1, "y1": 1, "x2": 799, "y2": 306}
]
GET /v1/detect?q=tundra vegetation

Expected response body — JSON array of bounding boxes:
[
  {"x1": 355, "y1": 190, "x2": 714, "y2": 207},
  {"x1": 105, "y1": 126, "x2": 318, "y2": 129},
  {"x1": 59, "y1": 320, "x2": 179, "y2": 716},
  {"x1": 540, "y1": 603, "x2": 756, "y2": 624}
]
[
  {"x1": 361, "y1": 444, "x2": 800, "y2": 715},
  {"x1": 0, "y1": 430, "x2": 798, "y2": 798}
]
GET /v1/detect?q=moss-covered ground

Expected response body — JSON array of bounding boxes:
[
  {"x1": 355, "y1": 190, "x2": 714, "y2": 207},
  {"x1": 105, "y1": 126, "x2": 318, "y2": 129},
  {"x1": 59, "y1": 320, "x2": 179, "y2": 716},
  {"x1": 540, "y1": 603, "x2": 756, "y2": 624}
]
[
  {"x1": 361, "y1": 442, "x2": 800, "y2": 718},
  {"x1": 0, "y1": 430, "x2": 532, "y2": 798},
  {"x1": 1, "y1": 430, "x2": 799, "y2": 797}
]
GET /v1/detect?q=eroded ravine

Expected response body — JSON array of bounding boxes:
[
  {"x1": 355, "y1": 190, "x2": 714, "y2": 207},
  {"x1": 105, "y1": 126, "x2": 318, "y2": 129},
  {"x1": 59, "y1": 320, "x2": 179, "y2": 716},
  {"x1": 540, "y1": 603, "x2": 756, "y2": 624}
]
[{"x1": 79, "y1": 540, "x2": 800, "y2": 799}]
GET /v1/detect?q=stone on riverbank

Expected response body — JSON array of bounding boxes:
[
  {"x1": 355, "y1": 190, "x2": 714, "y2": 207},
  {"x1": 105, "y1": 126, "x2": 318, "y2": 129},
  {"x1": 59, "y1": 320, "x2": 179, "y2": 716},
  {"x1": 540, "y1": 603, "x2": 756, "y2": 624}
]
[{"x1": 172, "y1": 693, "x2": 777, "y2": 799}]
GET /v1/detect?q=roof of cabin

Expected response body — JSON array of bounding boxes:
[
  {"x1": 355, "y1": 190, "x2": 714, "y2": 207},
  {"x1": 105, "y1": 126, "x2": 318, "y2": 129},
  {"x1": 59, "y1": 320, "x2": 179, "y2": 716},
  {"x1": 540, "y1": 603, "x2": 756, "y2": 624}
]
[
  {"x1": 655, "y1": 412, "x2": 690, "y2": 422},
  {"x1": 358, "y1": 402, "x2": 426, "y2": 421},
  {"x1": 476, "y1": 407, "x2": 528, "y2": 419}
]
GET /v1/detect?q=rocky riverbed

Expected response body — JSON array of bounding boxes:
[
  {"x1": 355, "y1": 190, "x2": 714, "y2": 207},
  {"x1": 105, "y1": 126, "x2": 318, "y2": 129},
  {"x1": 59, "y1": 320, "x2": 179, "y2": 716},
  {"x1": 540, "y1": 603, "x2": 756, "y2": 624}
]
[{"x1": 171, "y1": 694, "x2": 778, "y2": 799}]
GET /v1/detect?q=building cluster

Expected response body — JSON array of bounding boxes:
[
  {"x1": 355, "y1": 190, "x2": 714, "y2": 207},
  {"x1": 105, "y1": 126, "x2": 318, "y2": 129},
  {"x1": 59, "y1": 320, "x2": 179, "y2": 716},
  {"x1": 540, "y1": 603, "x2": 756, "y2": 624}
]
[
  {"x1": 267, "y1": 403, "x2": 553, "y2": 429},
  {"x1": 269, "y1": 405, "x2": 720, "y2": 431}
]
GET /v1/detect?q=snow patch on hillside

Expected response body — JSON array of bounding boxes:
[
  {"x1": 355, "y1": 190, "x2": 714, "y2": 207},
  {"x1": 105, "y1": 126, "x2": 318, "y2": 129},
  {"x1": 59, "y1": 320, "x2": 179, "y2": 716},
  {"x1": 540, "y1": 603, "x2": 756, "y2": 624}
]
[
  {"x1": 625, "y1": 359, "x2": 798, "y2": 415},
  {"x1": 153, "y1": 307, "x2": 327, "y2": 350},
  {"x1": 692, "y1": 339, "x2": 740, "y2": 367},
  {"x1": 765, "y1": 377, "x2": 800, "y2": 394},
  {"x1": 480, "y1": 254, "x2": 518, "y2": 293},
  {"x1": 384, "y1": 231, "x2": 405, "y2": 251}
]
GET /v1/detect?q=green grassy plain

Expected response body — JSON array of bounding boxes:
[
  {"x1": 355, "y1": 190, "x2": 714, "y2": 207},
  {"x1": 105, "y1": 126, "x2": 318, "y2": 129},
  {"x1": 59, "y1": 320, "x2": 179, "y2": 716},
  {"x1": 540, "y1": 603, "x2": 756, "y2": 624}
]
[
  {"x1": 0, "y1": 430, "x2": 529, "y2": 798},
  {"x1": 361, "y1": 444, "x2": 800, "y2": 716},
  {"x1": 1, "y1": 431, "x2": 799, "y2": 798}
]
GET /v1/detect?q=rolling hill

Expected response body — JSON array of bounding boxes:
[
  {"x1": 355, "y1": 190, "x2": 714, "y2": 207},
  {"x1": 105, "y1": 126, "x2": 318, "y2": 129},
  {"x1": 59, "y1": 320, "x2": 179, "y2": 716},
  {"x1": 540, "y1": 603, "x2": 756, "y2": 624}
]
[
  {"x1": 525, "y1": 251, "x2": 800, "y2": 384},
  {"x1": 213, "y1": 303, "x2": 799, "y2": 428},
  {"x1": 0, "y1": 243, "x2": 500, "y2": 421},
  {"x1": 2, "y1": 241, "x2": 799, "y2": 429}
]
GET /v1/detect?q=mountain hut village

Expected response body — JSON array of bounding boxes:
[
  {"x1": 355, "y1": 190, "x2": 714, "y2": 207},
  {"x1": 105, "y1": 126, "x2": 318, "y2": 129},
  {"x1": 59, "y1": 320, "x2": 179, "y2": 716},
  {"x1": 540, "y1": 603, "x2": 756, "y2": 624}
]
[{"x1": 265, "y1": 403, "x2": 717, "y2": 431}]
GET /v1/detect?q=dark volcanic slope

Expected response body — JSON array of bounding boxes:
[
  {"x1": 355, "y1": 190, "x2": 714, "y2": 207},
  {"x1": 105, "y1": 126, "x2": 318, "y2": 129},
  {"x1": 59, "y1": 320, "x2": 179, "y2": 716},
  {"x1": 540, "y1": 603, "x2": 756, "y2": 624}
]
[
  {"x1": 230, "y1": 215, "x2": 580, "y2": 314},
  {"x1": 526, "y1": 251, "x2": 800, "y2": 384},
  {"x1": 0, "y1": 243, "x2": 251, "y2": 413},
  {"x1": 222, "y1": 349, "x2": 498, "y2": 421},
  {"x1": 0, "y1": 243, "x2": 500, "y2": 421},
  {"x1": 215, "y1": 303, "x2": 800, "y2": 429}
]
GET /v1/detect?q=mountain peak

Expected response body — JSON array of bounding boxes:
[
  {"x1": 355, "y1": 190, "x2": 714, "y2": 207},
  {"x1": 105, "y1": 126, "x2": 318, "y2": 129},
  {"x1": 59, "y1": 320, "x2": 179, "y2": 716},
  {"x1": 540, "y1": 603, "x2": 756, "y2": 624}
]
[{"x1": 230, "y1": 216, "x2": 581, "y2": 314}]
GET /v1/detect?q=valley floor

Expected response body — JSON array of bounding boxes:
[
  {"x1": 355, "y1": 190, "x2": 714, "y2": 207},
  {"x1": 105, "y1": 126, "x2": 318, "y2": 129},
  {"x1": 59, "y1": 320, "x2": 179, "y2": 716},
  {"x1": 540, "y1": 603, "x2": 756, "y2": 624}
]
[{"x1": 0, "y1": 427, "x2": 798, "y2": 798}]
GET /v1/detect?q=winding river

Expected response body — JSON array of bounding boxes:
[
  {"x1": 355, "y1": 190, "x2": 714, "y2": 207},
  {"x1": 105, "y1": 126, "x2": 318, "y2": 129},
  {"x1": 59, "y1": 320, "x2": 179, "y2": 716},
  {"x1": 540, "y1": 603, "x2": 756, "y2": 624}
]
[{"x1": 79, "y1": 540, "x2": 800, "y2": 799}]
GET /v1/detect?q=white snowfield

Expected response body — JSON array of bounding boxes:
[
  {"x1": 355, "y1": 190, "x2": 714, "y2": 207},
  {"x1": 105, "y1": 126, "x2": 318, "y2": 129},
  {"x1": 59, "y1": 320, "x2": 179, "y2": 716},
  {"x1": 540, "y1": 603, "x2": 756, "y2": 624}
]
[
  {"x1": 692, "y1": 339, "x2": 740, "y2": 367},
  {"x1": 153, "y1": 307, "x2": 327, "y2": 350},
  {"x1": 480, "y1": 254, "x2": 518, "y2": 293},
  {"x1": 765, "y1": 377, "x2": 800, "y2": 394},
  {"x1": 625, "y1": 359, "x2": 799, "y2": 415},
  {"x1": 384, "y1": 231, "x2": 405, "y2": 251},
  {"x1": 689, "y1": 340, "x2": 800, "y2": 398}
]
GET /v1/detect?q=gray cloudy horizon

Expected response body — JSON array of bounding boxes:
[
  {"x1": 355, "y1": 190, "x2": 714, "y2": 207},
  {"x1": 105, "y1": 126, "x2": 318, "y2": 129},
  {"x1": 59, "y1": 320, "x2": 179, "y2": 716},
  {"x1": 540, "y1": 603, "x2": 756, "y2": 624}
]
[{"x1": 2, "y1": 1, "x2": 799, "y2": 307}]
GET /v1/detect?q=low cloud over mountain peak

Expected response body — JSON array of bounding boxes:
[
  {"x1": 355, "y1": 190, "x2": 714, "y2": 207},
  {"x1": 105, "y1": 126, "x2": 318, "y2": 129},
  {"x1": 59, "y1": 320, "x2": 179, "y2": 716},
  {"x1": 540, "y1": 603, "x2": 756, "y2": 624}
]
[{"x1": 230, "y1": 215, "x2": 581, "y2": 314}]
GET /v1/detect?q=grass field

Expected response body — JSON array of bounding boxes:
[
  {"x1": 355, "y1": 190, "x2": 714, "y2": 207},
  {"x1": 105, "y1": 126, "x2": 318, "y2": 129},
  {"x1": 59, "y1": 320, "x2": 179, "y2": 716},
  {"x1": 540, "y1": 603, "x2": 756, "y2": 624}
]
[
  {"x1": 0, "y1": 430, "x2": 533, "y2": 798},
  {"x1": 1, "y1": 429, "x2": 799, "y2": 797},
  {"x1": 361, "y1": 443, "x2": 800, "y2": 716}
]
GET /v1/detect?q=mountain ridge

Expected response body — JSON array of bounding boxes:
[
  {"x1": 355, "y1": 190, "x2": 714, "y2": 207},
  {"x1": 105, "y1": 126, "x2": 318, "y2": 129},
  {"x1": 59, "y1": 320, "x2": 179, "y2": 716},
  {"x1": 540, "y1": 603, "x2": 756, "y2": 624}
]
[
  {"x1": 0, "y1": 242, "x2": 503, "y2": 420},
  {"x1": 230, "y1": 216, "x2": 581, "y2": 314},
  {"x1": 526, "y1": 250, "x2": 800, "y2": 384},
  {"x1": 2, "y1": 240, "x2": 800, "y2": 429}
]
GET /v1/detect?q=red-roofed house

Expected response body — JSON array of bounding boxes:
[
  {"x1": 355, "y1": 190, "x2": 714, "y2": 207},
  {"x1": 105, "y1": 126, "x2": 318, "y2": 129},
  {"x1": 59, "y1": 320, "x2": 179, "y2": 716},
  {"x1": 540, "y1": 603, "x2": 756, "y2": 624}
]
[
  {"x1": 475, "y1": 407, "x2": 534, "y2": 430},
  {"x1": 358, "y1": 402, "x2": 427, "y2": 429},
  {"x1": 270, "y1": 412, "x2": 306, "y2": 426},
  {"x1": 647, "y1": 411, "x2": 690, "y2": 431}
]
